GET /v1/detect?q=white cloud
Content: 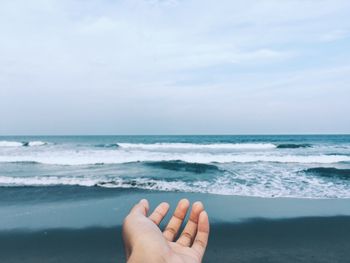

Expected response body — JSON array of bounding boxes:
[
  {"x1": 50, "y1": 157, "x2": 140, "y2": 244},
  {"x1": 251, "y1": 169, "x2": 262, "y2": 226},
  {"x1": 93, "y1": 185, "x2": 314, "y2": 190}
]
[
  {"x1": 0, "y1": 0, "x2": 350, "y2": 134},
  {"x1": 320, "y1": 29, "x2": 349, "y2": 42}
]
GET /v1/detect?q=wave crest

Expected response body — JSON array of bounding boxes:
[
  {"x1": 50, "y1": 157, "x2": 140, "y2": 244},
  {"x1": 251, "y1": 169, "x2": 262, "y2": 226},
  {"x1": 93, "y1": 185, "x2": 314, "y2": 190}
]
[
  {"x1": 1, "y1": 174, "x2": 350, "y2": 198},
  {"x1": 0, "y1": 176, "x2": 193, "y2": 192},
  {"x1": 0, "y1": 141, "x2": 23, "y2": 147},
  {"x1": 118, "y1": 142, "x2": 277, "y2": 150},
  {"x1": 145, "y1": 160, "x2": 220, "y2": 173},
  {"x1": 0, "y1": 153, "x2": 349, "y2": 165},
  {"x1": 304, "y1": 167, "x2": 350, "y2": 180},
  {"x1": 0, "y1": 141, "x2": 47, "y2": 147}
]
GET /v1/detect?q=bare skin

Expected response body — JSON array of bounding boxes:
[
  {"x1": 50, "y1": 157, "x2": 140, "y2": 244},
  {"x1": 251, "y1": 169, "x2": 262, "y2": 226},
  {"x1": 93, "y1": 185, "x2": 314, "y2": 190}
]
[{"x1": 123, "y1": 199, "x2": 210, "y2": 263}]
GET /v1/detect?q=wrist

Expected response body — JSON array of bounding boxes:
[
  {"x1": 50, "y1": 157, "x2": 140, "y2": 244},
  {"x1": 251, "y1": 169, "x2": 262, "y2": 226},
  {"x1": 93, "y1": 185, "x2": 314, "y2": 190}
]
[
  {"x1": 127, "y1": 243, "x2": 170, "y2": 263},
  {"x1": 127, "y1": 251, "x2": 168, "y2": 263}
]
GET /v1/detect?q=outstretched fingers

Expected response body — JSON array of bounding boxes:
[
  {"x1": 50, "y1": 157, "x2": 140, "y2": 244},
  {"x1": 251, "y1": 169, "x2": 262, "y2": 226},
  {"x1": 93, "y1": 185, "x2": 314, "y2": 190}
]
[
  {"x1": 163, "y1": 199, "x2": 190, "y2": 241},
  {"x1": 149, "y1": 202, "x2": 170, "y2": 225},
  {"x1": 191, "y1": 211, "x2": 210, "y2": 260},
  {"x1": 176, "y1": 201, "x2": 204, "y2": 247}
]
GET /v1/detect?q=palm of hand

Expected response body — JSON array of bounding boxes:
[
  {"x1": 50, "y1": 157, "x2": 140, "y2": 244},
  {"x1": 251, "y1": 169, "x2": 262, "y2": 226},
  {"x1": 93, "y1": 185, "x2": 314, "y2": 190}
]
[{"x1": 123, "y1": 199, "x2": 209, "y2": 263}]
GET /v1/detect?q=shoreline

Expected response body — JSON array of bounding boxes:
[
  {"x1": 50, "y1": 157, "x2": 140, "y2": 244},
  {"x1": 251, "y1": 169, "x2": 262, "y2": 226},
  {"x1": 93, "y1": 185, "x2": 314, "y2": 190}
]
[
  {"x1": 1, "y1": 216, "x2": 350, "y2": 263},
  {"x1": 0, "y1": 190, "x2": 350, "y2": 231},
  {"x1": 2, "y1": 189, "x2": 350, "y2": 230}
]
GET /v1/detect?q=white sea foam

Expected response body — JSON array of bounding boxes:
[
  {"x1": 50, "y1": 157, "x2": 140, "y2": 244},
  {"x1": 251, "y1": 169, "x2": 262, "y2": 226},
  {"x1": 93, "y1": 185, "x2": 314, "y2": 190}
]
[
  {"x1": 0, "y1": 140, "x2": 47, "y2": 147},
  {"x1": 118, "y1": 143, "x2": 277, "y2": 150},
  {"x1": 0, "y1": 176, "x2": 193, "y2": 192},
  {"x1": 0, "y1": 141, "x2": 23, "y2": 147},
  {"x1": 1, "y1": 174, "x2": 350, "y2": 199},
  {"x1": 0, "y1": 150, "x2": 349, "y2": 165},
  {"x1": 0, "y1": 176, "x2": 98, "y2": 187},
  {"x1": 27, "y1": 141, "x2": 47, "y2": 146}
]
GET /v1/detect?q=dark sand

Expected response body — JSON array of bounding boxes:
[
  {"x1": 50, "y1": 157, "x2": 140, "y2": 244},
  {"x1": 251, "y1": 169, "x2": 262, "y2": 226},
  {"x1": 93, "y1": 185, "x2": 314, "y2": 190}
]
[{"x1": 1, "y1": 216, "x2": 350, "y2": 263}]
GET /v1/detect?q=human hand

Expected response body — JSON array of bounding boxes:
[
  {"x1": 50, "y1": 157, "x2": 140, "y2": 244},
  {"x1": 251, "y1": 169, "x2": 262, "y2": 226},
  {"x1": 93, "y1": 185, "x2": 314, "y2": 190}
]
[{"x1": 122, "y1": 199, "x2": 209, "y2": 263}]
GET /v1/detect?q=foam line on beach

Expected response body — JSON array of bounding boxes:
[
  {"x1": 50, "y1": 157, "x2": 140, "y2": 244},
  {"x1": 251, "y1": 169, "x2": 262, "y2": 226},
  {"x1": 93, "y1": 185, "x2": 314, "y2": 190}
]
[{"x1": 1, "y1": 174, "x2": 350, "y2": 198}]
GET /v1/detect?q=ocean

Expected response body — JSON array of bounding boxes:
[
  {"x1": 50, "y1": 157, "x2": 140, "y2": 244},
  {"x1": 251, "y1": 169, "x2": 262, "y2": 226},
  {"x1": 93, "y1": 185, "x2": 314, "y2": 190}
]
[{"x1": 0, "y1": 135, "x2": 350, "y2": 199}]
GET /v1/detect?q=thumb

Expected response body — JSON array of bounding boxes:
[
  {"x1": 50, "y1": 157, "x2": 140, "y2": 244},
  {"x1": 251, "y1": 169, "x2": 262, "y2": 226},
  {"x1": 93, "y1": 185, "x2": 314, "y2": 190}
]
[{"x1": 130, "y1": 199, "x2": 149, "y2": 216}]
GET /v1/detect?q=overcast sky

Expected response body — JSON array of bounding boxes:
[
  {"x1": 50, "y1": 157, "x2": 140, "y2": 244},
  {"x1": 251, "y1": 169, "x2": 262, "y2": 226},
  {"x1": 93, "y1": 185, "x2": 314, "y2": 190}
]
[{"x1": 1, "y1": 0, "x2": 349, "y2": 135}]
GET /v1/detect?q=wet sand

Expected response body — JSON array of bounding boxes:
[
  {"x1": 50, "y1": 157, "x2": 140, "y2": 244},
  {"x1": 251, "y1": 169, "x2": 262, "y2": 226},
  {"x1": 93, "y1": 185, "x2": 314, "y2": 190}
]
[{"x1": 1, "y1": 216, "x2": 350, "y2": 263}]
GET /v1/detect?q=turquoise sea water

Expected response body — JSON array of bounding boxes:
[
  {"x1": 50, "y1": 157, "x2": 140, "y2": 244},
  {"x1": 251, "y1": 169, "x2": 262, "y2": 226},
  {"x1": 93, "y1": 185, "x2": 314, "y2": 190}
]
[{"x1": 0, "y1": 135, "x2": 350, "y2": 198}]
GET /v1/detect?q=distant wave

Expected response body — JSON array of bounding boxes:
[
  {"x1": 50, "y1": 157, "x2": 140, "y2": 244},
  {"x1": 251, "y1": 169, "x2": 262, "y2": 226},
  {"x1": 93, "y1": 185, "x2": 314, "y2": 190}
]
[
  {"x1": 0, "y1": 141, "x2": 23, "y2": 147},
  {"x1": 304, "y1": 167, "x2": 350, "y2": 180},
  {"x1": 94, "y1": 143, "x2": 119, "y2": 148},
  {"x1": 326, "y1": 153, "x2": 350, "y2": 156},
  {"x1": 277, "y1": 143, "x2": 312, "y2": 149},
  {"x1": 0, "y1": 141, "x2": 47, "y2": 147},
  {"x1": 144, "y1": 160, "x2": 220, "y2": 174},
  {"x1": 1, "y1": 153, "x2": 349, "y2": 165},
  {"x1": 24, "y1": 141, "x2": 48, "y2": 147},
  {"x1": 4, "y1": 161, "x2": 40, "y2": 165},
  {"x1": 118, "y1": 142, "x2": 277, "y2": 150}
]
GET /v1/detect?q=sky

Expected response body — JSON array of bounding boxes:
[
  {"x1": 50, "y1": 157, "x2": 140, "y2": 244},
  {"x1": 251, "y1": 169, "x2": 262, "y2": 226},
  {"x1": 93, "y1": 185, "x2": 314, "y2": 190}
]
[{"x1": 0, "y1": 0, "x2": 349, "y2": 135}]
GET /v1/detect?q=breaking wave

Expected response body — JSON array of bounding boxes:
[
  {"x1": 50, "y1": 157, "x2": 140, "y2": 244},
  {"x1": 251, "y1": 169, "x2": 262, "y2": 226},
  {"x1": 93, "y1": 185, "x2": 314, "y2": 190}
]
[
  {"x1": 0, "y1": 152, "x2": 349, "y2": 165},
  {"x1": 0, "y1": 141, "x2": 47, "y2": 147},
  {"x1": 24, "y1": 141, "x2": 48, "y2": 147},
  {"x1": 1, "y1": 174, "x2": 350, "y2": 198},
  {"x1": 144, "y1": 160, "x2": 220, "y2": 173},
  {"x1": 0, "y1": 176, "x2": 193, "y2": 192},
  {"x1": 0, "y1": 141, "x2": 23, "y2": 147},
  {"x1": 304, "y1": 167, "x2": 350, "y2": 180},
  {"x1": 118, "y1": 142, "x2": 277, "y2": 150}
]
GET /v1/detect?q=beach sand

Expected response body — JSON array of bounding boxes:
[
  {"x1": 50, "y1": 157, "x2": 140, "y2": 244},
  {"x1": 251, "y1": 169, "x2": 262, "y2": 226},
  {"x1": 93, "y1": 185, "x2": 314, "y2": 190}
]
[{"x1": 1, "y1": 216, "x2": 350, "y2": 263}]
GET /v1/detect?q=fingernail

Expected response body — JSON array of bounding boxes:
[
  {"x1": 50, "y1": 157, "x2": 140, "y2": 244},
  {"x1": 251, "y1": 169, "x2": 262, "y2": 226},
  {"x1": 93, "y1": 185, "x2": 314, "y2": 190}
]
[
  {"x1": 194, "y1": 201, "x2": 204, "y2": 208},
  {"x1": 179, "y1": 198, "x2": 190, "y2": 208}
]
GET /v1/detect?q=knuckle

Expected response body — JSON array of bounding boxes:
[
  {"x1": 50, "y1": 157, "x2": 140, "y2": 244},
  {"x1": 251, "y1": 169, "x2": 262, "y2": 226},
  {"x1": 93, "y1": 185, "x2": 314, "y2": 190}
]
[
  {"x1": 165, "y1": 226, "x2": 177, "y2": 235},
  {"x1": 181, "y1": 231, "x2": 193, "y2": 240},
  {"x1": 194, "y1": 238, "x2": 206, "y2": 248},
  {"x1": 154, "y1": 210, "x2": 164, "y2": 217}
]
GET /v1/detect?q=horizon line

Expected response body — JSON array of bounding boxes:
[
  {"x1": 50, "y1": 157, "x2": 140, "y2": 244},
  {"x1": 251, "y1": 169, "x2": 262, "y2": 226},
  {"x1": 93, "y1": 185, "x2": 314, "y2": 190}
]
[{"x1": 1, "y1": 133, "x2": 350, "y2": 137}]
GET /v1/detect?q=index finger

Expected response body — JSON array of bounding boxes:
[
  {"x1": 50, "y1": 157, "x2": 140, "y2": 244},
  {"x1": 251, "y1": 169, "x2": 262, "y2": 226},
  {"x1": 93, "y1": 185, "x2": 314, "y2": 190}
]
[{"x1": 191, "y1": 211, "x2": 209, "y2": 260}]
